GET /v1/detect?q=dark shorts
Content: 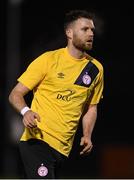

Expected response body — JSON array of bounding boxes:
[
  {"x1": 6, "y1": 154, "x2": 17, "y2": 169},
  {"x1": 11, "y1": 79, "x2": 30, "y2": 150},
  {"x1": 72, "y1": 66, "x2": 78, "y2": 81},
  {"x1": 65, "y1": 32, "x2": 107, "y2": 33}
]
[{"x1": 19, "y1": 139, "x2": 67, "y2": 179}]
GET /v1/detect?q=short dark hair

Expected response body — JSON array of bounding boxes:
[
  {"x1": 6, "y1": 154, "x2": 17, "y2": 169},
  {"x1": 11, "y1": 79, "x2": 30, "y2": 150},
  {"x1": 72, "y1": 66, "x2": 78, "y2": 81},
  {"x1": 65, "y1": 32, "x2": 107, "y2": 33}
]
[{"x1": 64, "y1": 9, "x2": 94, "y2": 30}]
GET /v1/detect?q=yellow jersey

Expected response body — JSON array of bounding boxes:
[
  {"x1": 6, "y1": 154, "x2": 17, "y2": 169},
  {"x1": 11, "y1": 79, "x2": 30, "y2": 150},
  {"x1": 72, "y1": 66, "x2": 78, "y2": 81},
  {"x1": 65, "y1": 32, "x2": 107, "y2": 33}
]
[{"x1": 18, "y1": 47, "x2": 104, "y2": 156}]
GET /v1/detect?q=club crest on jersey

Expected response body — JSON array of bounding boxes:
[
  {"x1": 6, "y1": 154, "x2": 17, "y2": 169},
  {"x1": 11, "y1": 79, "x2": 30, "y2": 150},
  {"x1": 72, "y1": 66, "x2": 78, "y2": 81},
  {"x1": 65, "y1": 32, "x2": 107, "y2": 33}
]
[
  {"x1": 37, "y1": 163, "x2": 48, "y2": 177},
  {"x1": 82, "y1": 72, "x2": 91, "y2": 85}
]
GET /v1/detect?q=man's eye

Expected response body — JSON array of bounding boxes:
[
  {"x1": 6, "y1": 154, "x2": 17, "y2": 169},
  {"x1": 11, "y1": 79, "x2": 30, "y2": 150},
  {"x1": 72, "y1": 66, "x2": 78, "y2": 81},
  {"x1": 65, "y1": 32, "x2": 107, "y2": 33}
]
[
  {"x1": 82, "y1": 28, "x2": 88, "y2": 31},
  {"x1": 91, "y1": 28, "x2": 95, "y2": 33}
]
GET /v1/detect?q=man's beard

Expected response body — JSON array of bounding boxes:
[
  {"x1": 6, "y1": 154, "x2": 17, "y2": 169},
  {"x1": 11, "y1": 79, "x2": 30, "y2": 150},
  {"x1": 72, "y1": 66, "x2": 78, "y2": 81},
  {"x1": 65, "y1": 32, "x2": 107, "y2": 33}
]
[{"x1": 72, "y1": 38, "x2": 92, "y2": 52}]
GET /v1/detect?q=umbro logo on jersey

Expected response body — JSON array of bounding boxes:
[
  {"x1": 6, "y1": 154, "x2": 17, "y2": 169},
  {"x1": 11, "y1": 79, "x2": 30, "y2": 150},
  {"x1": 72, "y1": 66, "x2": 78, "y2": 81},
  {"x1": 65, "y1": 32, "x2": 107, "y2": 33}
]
[{"x1": 57, "y1": 72, "x2": 65, "y2": 78}]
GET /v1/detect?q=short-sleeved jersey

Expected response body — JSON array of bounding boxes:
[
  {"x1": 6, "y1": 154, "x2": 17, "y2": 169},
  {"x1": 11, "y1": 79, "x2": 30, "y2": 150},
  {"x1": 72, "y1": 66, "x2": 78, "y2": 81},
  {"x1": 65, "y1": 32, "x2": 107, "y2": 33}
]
[{"x1": 18, "y1": 47, "x2": 104, "y2": 156}]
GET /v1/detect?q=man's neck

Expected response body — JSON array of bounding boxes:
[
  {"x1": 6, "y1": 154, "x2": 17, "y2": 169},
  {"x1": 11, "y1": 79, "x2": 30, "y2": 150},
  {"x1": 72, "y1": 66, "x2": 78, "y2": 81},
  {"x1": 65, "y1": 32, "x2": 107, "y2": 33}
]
[{"x1": 67, "y1": 45, "x2": 85, "y2": 59}]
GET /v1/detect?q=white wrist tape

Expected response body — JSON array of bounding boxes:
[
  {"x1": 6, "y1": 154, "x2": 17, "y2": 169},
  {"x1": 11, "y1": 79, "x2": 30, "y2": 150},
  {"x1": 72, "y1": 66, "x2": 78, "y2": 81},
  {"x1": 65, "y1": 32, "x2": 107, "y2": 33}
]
[{"x1": 20, "y1": 106, "x2": 30, "y2": 116}]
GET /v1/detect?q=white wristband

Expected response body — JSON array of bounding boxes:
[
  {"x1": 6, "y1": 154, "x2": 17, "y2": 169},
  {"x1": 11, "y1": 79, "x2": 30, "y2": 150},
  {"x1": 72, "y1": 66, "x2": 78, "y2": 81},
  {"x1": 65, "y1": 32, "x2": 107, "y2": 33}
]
[{"x1": 20, "y1": 106, "x2": 30, "y2": 116}]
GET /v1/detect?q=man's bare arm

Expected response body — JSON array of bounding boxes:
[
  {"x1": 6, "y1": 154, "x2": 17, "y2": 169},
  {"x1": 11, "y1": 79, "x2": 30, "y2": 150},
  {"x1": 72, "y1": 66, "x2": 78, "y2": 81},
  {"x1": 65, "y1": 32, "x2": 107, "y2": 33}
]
[
  {"x1": 9, "y1": 82, "x2": 40, "y2": 128},
  {"x1": 80, "y1": 104, "x2": 97, "y2": 155}
]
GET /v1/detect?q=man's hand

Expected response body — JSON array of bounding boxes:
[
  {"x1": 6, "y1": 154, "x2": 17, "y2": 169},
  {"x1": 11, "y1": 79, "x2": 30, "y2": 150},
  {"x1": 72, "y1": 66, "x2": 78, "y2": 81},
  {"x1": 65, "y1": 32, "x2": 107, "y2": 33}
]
[
  {"x1": 80, "y1": 136, "x2": 93, "y2": 155},
  {"x1": 22, "y1": 110, "x2": 40, "y2": 128}
]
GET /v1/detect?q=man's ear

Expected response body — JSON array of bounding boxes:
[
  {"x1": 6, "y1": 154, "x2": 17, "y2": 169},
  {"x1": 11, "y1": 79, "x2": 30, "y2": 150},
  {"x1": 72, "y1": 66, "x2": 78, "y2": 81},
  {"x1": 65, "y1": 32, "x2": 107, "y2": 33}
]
[{"x1": 66, "y1": 28, "x2": 73, "y2": 39}]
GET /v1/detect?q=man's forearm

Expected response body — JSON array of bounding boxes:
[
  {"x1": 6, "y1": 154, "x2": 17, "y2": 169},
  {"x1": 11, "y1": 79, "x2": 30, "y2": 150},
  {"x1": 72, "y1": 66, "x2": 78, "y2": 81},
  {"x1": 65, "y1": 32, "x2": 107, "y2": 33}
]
[
  {"x1": 9, "y1": 90, "x2": 28, "y2": 113},
  {"x1": 82, "y1": 105, "x2": 97, "y2": 138}
]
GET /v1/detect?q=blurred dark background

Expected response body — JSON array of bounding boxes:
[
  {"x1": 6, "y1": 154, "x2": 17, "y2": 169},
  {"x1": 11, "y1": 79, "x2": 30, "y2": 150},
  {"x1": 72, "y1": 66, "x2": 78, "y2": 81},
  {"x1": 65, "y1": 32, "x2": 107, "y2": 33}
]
[{"x1": 1, "y1": 0, "x2": 134, "y2": 178}]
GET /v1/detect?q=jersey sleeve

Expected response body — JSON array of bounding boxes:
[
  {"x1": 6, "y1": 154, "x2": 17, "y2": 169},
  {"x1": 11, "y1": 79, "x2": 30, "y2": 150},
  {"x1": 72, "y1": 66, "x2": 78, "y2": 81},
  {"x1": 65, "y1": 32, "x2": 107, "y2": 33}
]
[
  {"x1": 88, "y1": 66, "x2": 104, "y2": 105},
  {"x1": 17, "y1": 53, "x2": 48, "y2": 90}
]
